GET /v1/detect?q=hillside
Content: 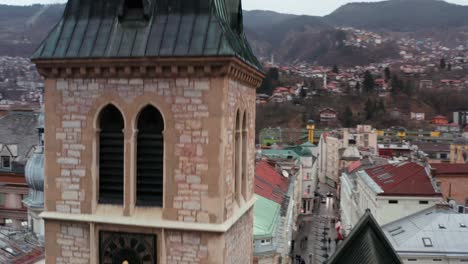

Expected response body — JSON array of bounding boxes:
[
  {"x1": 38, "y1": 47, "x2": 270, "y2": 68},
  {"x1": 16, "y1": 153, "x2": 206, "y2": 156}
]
[
  {"x1": 325, "y1": 0, "x2": 468, "y2": 31},
  {"x1": 0, "y1": 4, "x2": 64, "y2": 57},
  {"x1": 0, "y1": 4, "x2": 399, "y2": 65},
  {"x1": 0, "y1": 1, "x2": 466, "y2": 64}
]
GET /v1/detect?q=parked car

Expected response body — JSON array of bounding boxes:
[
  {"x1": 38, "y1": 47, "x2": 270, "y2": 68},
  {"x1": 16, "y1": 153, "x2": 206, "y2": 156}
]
[
  {"x1": 326, "y1": 192, "x2": 334, "y2": 197},
  {"x1": 321, "y1": 197, "x2": 327, "y2": 204}
]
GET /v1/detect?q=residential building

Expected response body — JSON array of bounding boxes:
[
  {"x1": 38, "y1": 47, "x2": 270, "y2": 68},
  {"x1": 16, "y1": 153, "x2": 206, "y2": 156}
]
[
  {"x1": 453, "y1": 109, "x2": 468, "y2": 128},
  {"x1": 378, "y1": 143, "x2": 412, "y2": 159},
  {"x1": 327, "y1": 210, "x2": 402, "y2": 264},
  {"x1": 319, "y1": 108, "x2": 338, "y2": 125},
  {"x1": 260, "y1": 143, "x2": 318, "y2": 215},
  {"x1": 410, "y1": 112, "x2": 425, "y2": 121},
  {"x1": 450, "y1": 137, "x2": 468, "y2": 163},
  {"x1": 340, "y1": 156, "x2": 389, "y2": 233},
  {"x1": 0, "y1": 111, "x2": 39, "y2": 227},
  {"x1": 33, "y1": 0, "x2": 264, "y2": 263},
  {"x1": 414, "y1": 142, "x2": 450, "y2": 163},
  {"x1": 342, "y1": 162, "x2": 442, "y2": 228},
  {"x1": 318, "y1": 125, "x2": 377, "y2": 189},
  {"x1": 432, "y1": 115, "x2": 449, "y2": 125},
  {"x1": 343, "y1": 125, "x2": 378, "y2": 152},
  {"x1": 253, "y1": 161, "x2": 288, "y2": 264},
  {"x1": 431, "y1": 163, "x2": 468, "y2": 206},
  {"x1": 383, "y1": 205, "x2": 468, "y2": 264}
]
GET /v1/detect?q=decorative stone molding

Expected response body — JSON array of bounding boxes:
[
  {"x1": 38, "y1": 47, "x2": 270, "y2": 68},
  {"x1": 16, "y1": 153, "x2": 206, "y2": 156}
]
[{"x1": 33, "y1": 57, "x2": 264, "y2": 88}]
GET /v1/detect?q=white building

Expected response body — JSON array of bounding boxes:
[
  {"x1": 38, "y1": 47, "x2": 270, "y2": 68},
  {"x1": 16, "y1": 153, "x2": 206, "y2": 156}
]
[
  {"x1": 340, "y1": 162, "x2": 443, "y2": 233},
  {"x1": 383, "y1": 206, "x2": 468, "y2": 264}
]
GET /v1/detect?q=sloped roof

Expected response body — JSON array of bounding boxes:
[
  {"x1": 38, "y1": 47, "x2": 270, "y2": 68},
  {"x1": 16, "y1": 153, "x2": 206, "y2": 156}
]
[
  {"x1": 431, "y1": 163, "x2": 468, "y2": 177},
  {"x1": 383, "y1": 206, "x2": 468, "y2": 257},
  {"x1": 0, "y1": 111, "x2": 39, "y2": 172},
  {"x1": 414, "y1": 142, "x2": 450, "y2": 153},
  {"x1": 253, "y1": 194, "x2": 280, "y2": 239},
  {"x1": 255, "y1": 161, "x2": 288, "y2": 204},
  {"x1": 31, "y1": 0, "x2": 262, "y2": 71},
  {"x1": 326, "y1": 210, "x2": 402, "y2": 264},
  {"x1": 364, "y1": 162, "x2": 441, "y2": 197}
]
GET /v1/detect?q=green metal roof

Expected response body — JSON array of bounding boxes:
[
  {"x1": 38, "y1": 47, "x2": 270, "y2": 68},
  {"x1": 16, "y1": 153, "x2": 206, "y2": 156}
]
[
  {"x1": 261, "y1": 149, "x2": 301, "y2": 160},
  {"x1": 300, "y1": 142, "x2": 316, "y2": 148},
  {"x1": 31, "y1": 0, "x2": 262, "y2": 71},
  {"x1": 253, "y1": 194, "x2": 280, "y2": 239}
]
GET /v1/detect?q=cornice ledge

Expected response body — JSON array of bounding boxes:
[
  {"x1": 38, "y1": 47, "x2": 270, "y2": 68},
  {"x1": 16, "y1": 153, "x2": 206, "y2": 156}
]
[
  {"x1": 33, "y1": 57, "x2": 264, "y2": 88},
  {"x1": 39, "y1": 197, "x2": 256, "y2": 233}
]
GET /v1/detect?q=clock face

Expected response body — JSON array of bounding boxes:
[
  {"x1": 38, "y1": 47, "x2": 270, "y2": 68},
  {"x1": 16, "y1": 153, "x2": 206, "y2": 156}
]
[{"x1": 100, "y1": 231, "x2": 156, "y2": 264}]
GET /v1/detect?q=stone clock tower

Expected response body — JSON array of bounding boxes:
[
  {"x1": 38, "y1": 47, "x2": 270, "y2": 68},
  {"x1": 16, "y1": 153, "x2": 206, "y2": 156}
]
[{"x1": 32, "y1": 0, "x2": 264, "y2": 263}]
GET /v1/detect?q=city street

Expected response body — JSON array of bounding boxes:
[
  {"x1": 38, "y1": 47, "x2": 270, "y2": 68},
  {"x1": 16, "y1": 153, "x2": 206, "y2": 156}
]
[{"x1": 293, "y1": 183, "x2": 340, "y2": 264}]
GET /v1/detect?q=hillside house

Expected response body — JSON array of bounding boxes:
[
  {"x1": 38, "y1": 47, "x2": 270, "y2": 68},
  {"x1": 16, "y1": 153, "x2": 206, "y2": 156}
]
[
  {"x1": 319, "y1": 108, "x2": 338, "y2": 124},
  {"x1": 432, "y1": 115, "x2": 449, "y2": 125}
]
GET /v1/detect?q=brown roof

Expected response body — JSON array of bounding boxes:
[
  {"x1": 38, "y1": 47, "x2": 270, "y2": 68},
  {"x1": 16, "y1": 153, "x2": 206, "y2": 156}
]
[
  {"x1": 414, "y1": 142, "x2": 450, "y2": 153},
  {"x1": 365, "y1": 162, "x2": 441, "y2": 197},
  {"x1": 431, "y1": 164, "x2": 468, "y2": 177}
]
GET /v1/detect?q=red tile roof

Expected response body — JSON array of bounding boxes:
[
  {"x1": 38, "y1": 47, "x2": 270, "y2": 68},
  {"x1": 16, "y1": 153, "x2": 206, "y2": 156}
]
[
  {"x1": 431, "y1": 163, "x2": 468, "y2": 177},
  {"x1": 365, "y1": 162, "x2": 440, "y2": 197},
  {"x1": 347, "y1": 160, "x2": 362, "y2": 173},
  {"x1": 255, "y1": 161, "x2": 289, "y2": 204}
]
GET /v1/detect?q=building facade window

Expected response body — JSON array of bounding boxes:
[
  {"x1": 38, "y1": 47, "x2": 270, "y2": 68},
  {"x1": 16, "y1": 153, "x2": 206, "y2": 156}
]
[
  {"x1": 0, "y1": 193, "x2": 5, "y2": 208},
  {"x1": 98, "y1": 105, "x2": 125, "y2": 204},
  {"x1": 419, "y1": 200, "x2": 429, "y2": 204},
  {"x1": 388, "y1": 200, "x2": 398, "y2": 204},
  {"x1": 241, "y1": 112, "x2": 247, "y2": 200},
  {"x1": 136, "y1": 106, "x2": 164, "y2": 206},
  {"x1": 1, "y1": 156, "x2": 10, "y2": 168},
  {"x1": 234, "y1": 110, "x2": 241, "y2": 204}
]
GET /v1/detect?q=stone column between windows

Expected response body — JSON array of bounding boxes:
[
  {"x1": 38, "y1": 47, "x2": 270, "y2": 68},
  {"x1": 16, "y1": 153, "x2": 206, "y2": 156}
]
[{"x1": 123, "y1": 125, "x2": 133, "y2": 216}]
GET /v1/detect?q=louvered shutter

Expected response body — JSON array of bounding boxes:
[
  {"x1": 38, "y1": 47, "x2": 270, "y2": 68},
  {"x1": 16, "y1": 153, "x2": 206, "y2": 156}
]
[
  {"x1": 98, "y1": 105, "x2": 124, "y2": 204},
  {"x1": 136, "y1": 106, "x2": 164, "y2": 206}
]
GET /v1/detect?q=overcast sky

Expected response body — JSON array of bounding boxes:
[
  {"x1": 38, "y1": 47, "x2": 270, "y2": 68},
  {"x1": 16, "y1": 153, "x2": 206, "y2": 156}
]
[{"x1": 0, "y1": 0, "x2": 467, "y2": 16}]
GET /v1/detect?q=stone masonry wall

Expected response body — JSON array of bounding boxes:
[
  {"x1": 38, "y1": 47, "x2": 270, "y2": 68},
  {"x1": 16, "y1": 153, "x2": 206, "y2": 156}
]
[
  {"x1": 165, "y1": 231, "x2": 209, "y2": 264},
  {"x1": 55, "y1": 223, "x2": 90, "y2": 264},
  {"x1": 47, "y1": 77, "x2": 221, "y2": 223},
  {"x1": 224, "y1": 208, "x2": 254, "y2": 264},
  {"x1": 224, "y1": 79, "x2": 256, "y2": 220}
]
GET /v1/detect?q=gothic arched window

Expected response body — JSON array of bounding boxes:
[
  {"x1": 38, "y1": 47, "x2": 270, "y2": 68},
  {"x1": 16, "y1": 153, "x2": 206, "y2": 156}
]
[
  {"x1": 136, "y1": 106, "x2": 164, "y2": 206},
  {"x1": 234, "y1": 110, "x2": 241, "y2": 203},
  {"x1": 98, "y1": 105, "x2": 125, "y2": 204},
  {"x1": 241, "y1": 111, "x2": 247, "y2": 200}
]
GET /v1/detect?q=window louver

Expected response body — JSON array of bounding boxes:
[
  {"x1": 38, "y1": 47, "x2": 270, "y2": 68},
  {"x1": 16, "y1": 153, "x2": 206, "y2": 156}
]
[
  {"x1": 98, "y1": 105, "x2": 124, "y2": 204},
  {"x1": 137, "y1": 106, "x2": 164, "y2": 206}
]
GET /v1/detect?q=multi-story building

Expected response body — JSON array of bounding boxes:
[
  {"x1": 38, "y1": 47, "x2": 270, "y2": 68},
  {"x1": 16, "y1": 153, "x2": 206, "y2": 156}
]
[
  {"x1": 431, "y1": 163, "x2": 468, "y2": 207},
  {"x1": 341, "y1": 162, "x2": 442, "y2": 228},
  {"x1": 318, "y1": 125, "x2": 377, "y2": 188},
  {"x1": 0, "y1": 111, "x2": 39, "y2": 227},
  {"x1": 383, "y1": 206, "x2": 468, "y2": 264},
  {"x1": 253, "y1": 160, "x2": 298, "y2": 264},
  {"x1": 32, "y1": 0, "x2": 264, "y2": 263},
  {"x1": 450, "y1": 137, "x2": 468, "y2": 164}
]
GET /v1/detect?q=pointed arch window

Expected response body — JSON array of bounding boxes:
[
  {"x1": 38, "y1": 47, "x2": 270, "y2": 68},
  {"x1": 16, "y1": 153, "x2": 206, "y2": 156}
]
[
  {"x1": 241, "y1": 111, "x2": 248, "y2": 200},
  {"x1": 234, "y1": 110, "x2": 241, "y2": 203},
  {"x1": 98, "y1": 105, "x2": 124, "y2": 204},
  {"x1": 136, "y1": 106, "x2": 164, "y2": 206}
]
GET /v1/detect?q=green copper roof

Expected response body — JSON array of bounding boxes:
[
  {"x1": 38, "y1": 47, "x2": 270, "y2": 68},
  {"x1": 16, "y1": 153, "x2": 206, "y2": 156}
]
[
  {"x1": 31, "y1": 0, "x2": 261, "y2": 71},
  {"x1": 253, "y1": 194, "x2": 280, "y2": 239},
  {"x1": 300, "y1": 142, "x2": 316, "y2": 148}
]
